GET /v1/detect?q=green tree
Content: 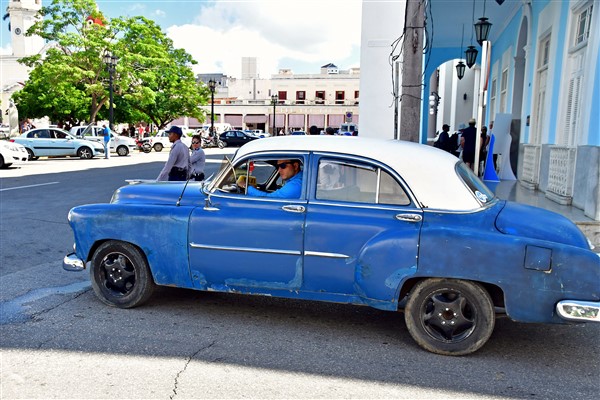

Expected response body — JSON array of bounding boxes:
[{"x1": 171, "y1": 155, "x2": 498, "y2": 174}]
[{"x1": 13, "y1": 0, "x2": 208, "y2": 128}]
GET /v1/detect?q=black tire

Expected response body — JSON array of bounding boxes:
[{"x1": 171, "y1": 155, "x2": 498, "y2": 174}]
[
  {"x1": 77, "y1": 146, "x2": 93, "y2": 159},
  {"x1": 26, "y1": 148, "x2": 38, "y2": 161},
  {"x1": 218, "y1": 140, "x2": 226, "y2": 149},
  {"x1": 405, "y1": 278, "x2": 495, "y2": 356},
  {"x1": 90, "y1": 241, "x2": 156, "y2": 308},
  {"x1": 154, "y1": 143, "x2": 163, "y2": 152},
  {"x1": 0, "y1": 154, "x2": 5, "y2": 168},
  {"x1": 116, "y1": 145, "x2": 129, "y2": 156}
]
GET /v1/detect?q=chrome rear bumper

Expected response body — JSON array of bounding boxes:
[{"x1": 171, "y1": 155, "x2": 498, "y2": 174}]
[
  {"x1": 63, "y1": 253, "x2": 85, "y2": 271},
  {"x1": 556, "y1": 300, "x2": 600, "y2": 322}
]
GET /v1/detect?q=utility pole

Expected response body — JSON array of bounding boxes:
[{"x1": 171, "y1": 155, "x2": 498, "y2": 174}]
[{"x1": 399, "y1": 0, "x2": 425, "y2": 143}]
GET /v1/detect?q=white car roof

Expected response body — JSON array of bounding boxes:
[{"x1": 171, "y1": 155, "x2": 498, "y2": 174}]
[{"x1": 234, "y1": 136, "x2": 481, "y2": 211}]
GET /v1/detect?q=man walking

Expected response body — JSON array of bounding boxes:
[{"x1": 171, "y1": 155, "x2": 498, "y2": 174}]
[
  {"x1": 157, "y1": 126, "x2": 190, "y2": 181},
  {"x1": 460, "y1": 118, "x2": 477, "y2": 169}
]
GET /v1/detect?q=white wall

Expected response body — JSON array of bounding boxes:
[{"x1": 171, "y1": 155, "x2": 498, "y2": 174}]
[{"x1": 358, "y1": 1, "x2": 406, "y2": 139}]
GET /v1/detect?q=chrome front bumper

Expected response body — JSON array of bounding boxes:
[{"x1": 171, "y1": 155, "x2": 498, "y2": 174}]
[
  {"x1": 63, "y1": 253, "x2": 86, "y2": 271},
  {"x1": 556, "y1": 300, "x2": 600, "y2": 322}
]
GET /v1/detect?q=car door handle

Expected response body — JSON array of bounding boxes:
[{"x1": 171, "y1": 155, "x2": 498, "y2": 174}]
[
  {"x1": 395, "y1": 213, "x2": 422, "y2": 222},
  {"x1": 282, "y1": 205, "x2": 305, "y2": 213}
]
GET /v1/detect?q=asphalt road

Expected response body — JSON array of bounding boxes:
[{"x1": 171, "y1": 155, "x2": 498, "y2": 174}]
[{"x1": 1, "y1": 150, "x2": 599, "y2": 399}]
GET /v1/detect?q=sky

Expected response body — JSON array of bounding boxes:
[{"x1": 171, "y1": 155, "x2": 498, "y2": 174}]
[{"x1": 1, "y1": 0, "x2": 363, "y2": 78}]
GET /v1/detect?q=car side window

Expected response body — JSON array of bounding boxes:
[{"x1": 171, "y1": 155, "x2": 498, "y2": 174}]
[
  {"x1": 32, "y1": 129, "x2": 50, "y2": 139},
  {"x1": 215, "y1": 156, "x2": 305, "y2": 198},
  {"x1": 54, "y1": 130, "x2": 67, "y2": 139},
  {"x1": 316, "y1": 159, "x2": 410, "y2": 206}
]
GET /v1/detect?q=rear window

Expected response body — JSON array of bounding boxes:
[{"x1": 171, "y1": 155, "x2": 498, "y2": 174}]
[{"x1": 455, "y1": 162, "x2": 496, "y2": 205}]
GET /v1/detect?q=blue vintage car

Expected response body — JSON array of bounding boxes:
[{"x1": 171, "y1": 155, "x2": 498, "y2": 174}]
[{"x1": 63, "y1": 136, "x2": 600, "y2": 355}]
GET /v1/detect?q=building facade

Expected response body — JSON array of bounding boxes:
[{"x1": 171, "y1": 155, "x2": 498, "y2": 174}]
[
  {"x1": 191, "y1": 61, "x2": 360, "y2": 134},
  {"x1": 0, "y1": 0, "x2": 45, "y2": 128},
  {"x1": 361, "y1": 0, "x2": 599, "y2": 222}
]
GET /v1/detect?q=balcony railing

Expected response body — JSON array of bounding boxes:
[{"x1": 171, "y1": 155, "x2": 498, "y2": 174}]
[
  {"x1": 521, "y1": 144, "x2": 541, "y2": 188},
  {"x1": 547, "y1": 146, "x2": 576, "y2": 202}
]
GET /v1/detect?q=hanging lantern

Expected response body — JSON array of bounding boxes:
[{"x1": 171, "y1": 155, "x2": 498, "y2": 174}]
[
  {"x1": 456, "y1": 61, "x2": 466, "y2": 80},
  {"x1": 474, "y1": 17, "x2": 492, "y2": 46},
  {"x1": 465, "y1": 45, "x2": 478, "y2": 68}
]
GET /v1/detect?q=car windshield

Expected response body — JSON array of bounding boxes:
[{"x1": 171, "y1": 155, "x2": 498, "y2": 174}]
[{"x1": 455, "y1": 162, "x2": 496, "y2": 205}]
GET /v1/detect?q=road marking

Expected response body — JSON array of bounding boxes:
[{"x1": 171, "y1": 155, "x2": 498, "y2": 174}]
[{"x1": 0, "y1": 182, "x2": 59, "y2": 191}]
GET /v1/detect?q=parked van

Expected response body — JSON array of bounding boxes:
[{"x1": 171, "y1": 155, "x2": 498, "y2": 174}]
[{"x1": 338, "y1": 123, "x2": 358, "y2": 136}]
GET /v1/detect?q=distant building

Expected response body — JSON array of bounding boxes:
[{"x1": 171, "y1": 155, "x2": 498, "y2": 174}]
[
  {"x1": 183, "y1": 59, "x2": 360, "y2": 135},
  {"x1": 0, "y1": 0, "x2": 45, "y2": 126}
]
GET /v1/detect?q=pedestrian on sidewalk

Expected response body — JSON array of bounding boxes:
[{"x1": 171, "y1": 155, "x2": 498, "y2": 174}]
[
  {"x1": 189, "y1": 134, "x2": 206, "y2": 181},
  {"x1": 157, "y1": 126, "x2": 189, "y2": 181}
]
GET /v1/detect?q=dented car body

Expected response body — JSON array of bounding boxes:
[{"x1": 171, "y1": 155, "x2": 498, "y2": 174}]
[{"x1": 64, "y1": 136, "x2": 600, "y2": 355}]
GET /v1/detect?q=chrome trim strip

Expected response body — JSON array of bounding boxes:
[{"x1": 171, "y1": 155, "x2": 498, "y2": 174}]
[
  {"x1": 304, "y1": 250, "x2": 350, "y2": 259},
  {"x1": 556, "y1": 300, "x2": 600, "y2": 322},
  {"x1": 190, "y1": 243, "x2": 301, "y2": 255}
]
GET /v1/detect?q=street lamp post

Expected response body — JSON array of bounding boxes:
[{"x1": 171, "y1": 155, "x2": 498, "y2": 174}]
[
  {"x1": 271, "y1": 94, "x2": 278, "y2": 135},
  {"x1": 208, "y1": 79, "x2": 217, "y2": 142},
  {"x1": 103, "y1": 51, "x2": 118, "y2": 159}
]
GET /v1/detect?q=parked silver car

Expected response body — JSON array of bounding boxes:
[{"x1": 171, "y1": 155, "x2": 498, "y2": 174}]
[{"x1": 12, "y1": 128, "x2": 104, "y2": 160}]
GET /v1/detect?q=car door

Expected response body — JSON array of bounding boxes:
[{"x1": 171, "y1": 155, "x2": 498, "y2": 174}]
[
  {"x1": 303, "y1": 154, "x2": 422, "y2": 304},
  {"x1": 188, "y1": 154, "x2": 308, "y2": 291},
  {"x1": 26, "y1": 129, "x2": 52, "y2": 156},
  {"x1": 50, "y1": 129, "x2": 77, "y2": 156}
]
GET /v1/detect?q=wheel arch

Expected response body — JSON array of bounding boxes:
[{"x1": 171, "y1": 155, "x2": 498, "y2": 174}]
[
  {"x1": 86, "y1": 239, "x2": 156, "y2": 284},
  {"x1": 398, "y1": 276, "x2": 506, "y2": 310}
]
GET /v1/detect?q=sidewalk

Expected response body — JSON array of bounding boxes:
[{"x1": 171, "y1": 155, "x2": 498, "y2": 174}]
[{"x1": 490, "y1": 180, "x2": 599, "y2": 250}]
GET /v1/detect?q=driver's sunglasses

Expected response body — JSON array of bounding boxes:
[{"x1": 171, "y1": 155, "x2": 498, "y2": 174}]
[{"x1": 276, "y1": 162, "x2": 291, "y2": 170}]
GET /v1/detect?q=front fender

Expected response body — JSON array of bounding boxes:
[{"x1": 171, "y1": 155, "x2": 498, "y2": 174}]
[{"x1": 69, "y1": 203, "x2": 195, "y2": 287}]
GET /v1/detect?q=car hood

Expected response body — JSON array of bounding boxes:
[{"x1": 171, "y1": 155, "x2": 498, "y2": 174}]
[
  {"x1": 495, "y1": 201, "x2": 590, "y2": 249},
  {"x1": 111, "y1": 181, "x2": 206, "y2": 206}
]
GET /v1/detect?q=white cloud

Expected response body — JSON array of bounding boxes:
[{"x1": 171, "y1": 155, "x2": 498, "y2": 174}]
[
  {"x1": 0, "y1": 43, "x2": 12, "y2": 56},
  {"x1": 165, "y1": 0, "x2": 362, "y2": 78}
]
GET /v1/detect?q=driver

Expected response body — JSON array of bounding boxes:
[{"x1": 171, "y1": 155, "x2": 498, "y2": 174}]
[{"x1": 238, "y1": 159, "x2": 302, "y2": 199}]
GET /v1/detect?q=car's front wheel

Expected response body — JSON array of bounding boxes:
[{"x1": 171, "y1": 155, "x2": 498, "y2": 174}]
[
  {"x1": 116, "y1": 145, "x2": 129, "y2": 156},
  {"x1": 90, "y1": 241, "x2": 156, "y2": 308},
  {"x1": 77, "y1": 146, "x2": 93, "y2": 159},
  {"x1": 153, "y1": 143, "x2": 163, "y2": 152},
  {"x1": 404, "y1": 278, "x2": 495, "y2": 356}
]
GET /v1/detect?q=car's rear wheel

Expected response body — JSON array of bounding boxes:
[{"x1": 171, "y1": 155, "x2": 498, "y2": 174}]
[
  {"x1": 26, "y1": 148, "x2": 38, "y2": 161},
  {"x1": 77, "y1": 146, "x2": 93, "y2": 159},
  {"x1": 153, "y1": 143, "x2": 163, "y2": 152},
  {"x1": 116, "y1": 145, "x2": 129, "y2": 156},
  {"x1": 90, "y1": 241, "x2": 155, "y2": 308},
  {"x1": 0, "y1": 155, "x2": 6, "y2": 168},
  {"x1": 405, "y1": 278, "x2": 495, "y2": 356}
]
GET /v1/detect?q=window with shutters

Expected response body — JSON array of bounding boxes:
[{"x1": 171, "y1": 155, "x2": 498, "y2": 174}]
[
  {"x1": 500, "y1": 69, "x2": 508, "y2": 113},
  {"x1": 560, "y1": 2, "x2": 593, "y2": 146},
  {"x1": 531, "y1": 34, "x2": 550, "y2": 144},
  {"x1": 489, "y1": 78, "x2": 497, "y2": 120}
]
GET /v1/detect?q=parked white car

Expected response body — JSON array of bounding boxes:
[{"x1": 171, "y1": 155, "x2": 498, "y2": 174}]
[
  {"x1": 0, "y1": 139, "x2": 28, "y2": 168},
  {"x1": 143, "y1": 130, "x2": 192, "y2": 152},
  {"x1": 70, "y1": 125, "x2": 137, "y2": 156}
]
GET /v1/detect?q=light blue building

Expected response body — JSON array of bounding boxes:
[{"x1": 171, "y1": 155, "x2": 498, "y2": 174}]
[{"x1": 421, "y1": 0, "x2": 598, "y2": 221}]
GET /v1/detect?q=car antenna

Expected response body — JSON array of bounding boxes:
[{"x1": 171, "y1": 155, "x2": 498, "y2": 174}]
[{"x1": 176, "y1": 175, "x2": 192, "y2": 207}]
